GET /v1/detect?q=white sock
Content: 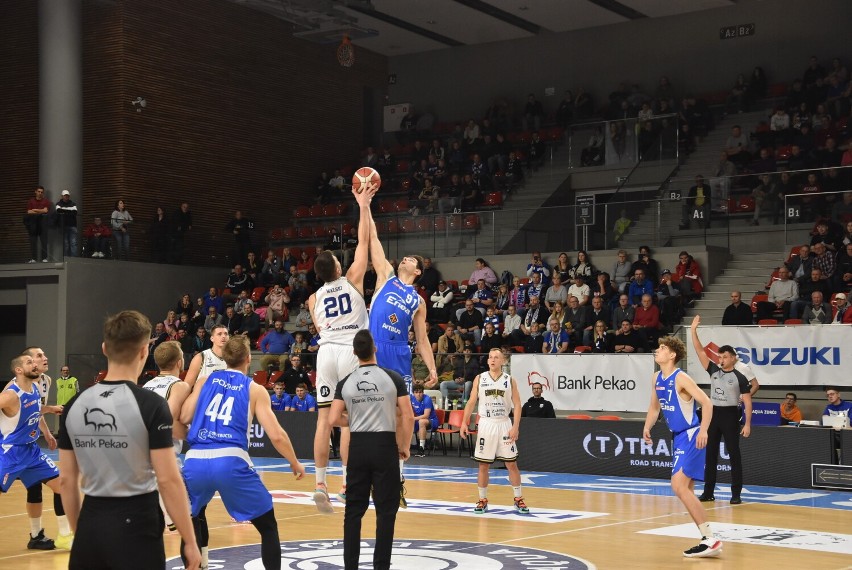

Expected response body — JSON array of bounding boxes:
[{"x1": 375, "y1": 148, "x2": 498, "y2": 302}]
[
  {"x1": 478, "y1": 487, "x2": 487, "y2": 500},
  {"x1": 698, "y1": 522, "x2": 713, "y2": 539},
  {"x1": 512, "y1": 486, "x2": 522, "y2": 498},
  {"x1": 399, "y1": 460, "x2": 404, "y2": 480},
  {"x1": 341, "y1": 465, "x2": 347, "y2": 482},
  {"x1": 419, "y1": 439, "x2": 426, "y2": 449},
  {"x1": 56, "y1": 515, "x2": 71, "y2": 535},
  {"x1": 201, "y1": 546, "x2": 209, "y2": 567},
  {"x1": 30, "y1": 517, "x2": 42, "y2": 537},
  {"x1": 316, "y1": 467, "x2": 327, "y2": 486}
]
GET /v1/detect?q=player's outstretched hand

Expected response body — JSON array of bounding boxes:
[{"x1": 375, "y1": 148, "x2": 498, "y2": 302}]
[
  {"x1": 690, "y1": 314, "x2": 701, "y2": 329},
  {"x1": 291, "y1": 461, "x2": 306, "y2": 480}
]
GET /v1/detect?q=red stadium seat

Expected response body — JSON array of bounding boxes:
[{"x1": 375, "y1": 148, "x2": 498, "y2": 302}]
[
  {"x1": 269, "y1": 228, "x2": 284, "y2": 240},
  {"x1": 283, "y1": 226, "x2": 297, "y2": 240},
  {"x1": 400, "y1": 218, "x2": 416, "y2": 233},
  {"x1": 573, "y1": 346, "x2": 591, "y2": 353},
  {"x1": 386, "y1": 219, "x2": 399, "y2": 234},
  {"x1": 252, "y1": 370, "x2": 268, "y2": 386},
  {"x1": 312, "y1": 224, "x2": 328, "y2": 238},
  {"x1": 378, "y1": 199, "x2": 395, "y2": 214},
  {"x1": 297, "y1": 226, "x2": 313, "y2": 239},
  {"x1": 251, "y1": 287, "x2": 266, "y2": 303},
  {"x1": 396, "y1": 159, "x2": 410, "y2": 173},
  {"x1": 308, "y1": 204, "x2": 324, "y2": 218},
  {"x1": 393, "y1": 198, "x2": 409, "y2": 212},
  {"x1": 447, "y1": 215, "x2": 462, "y2": 230},
  {"x1": 596, "y1": 415, "x2": 622, "y2": 421},
  {"x1": 414, "y1": 217, "x2": 430, "y2": 231},
  {"x1": 750, "y1": 294, "x2": 768, "y2": 313},
  {"x1": 784, "y1": 319, "x2": 803, "y2": 325},
  {"x1": 757, "y1": 319, "x2": 778, "y2": 326},
  {"x1": 463, "y1": 214, "x2": 480, "y2": 229},
  {"x1": 289, "y1": 246, "x2": 301, "y2": 259},
  {"x1": 482, "y1": 192, "x2": 503, "y2": 208},
  {"x1": 433, "y1": 216, "x2": 447, "y2": 231},
  {"x1": 566, "y1": 414, "x2": 592, "y2": 420},
  {"x1": 293, "y1": 206, "x2": 310, "y2": 219}
]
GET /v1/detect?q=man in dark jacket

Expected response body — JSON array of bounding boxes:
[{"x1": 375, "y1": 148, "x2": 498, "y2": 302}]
[{"x1": 521, "y1": 382, "x2": 556, "y2": 418}]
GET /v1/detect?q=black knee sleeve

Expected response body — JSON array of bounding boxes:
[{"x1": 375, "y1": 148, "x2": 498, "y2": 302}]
[
  {"x1": 54, "y1": 493, "x2": 65, "y2": 516},
  {"x1": 252, "y1": 509, "x2": 281, "y2": 570},
  {"x1": 26, "y1": 482, "x2": 43, "y2": 504}
]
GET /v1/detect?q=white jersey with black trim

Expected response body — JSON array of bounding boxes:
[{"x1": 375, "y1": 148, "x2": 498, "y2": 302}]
[
  {"x1": 313, "y1": 277, "x2": 369, "y2": 346},
  {"x1": 476, "y1": 371, "x2": 513, "y2": 421},
  {"x1": 199, "y1": 348, "x2": 226, "y2": 379},
  {"x1": 142, "y1": 374, "x2": 184, "y2": 457}
]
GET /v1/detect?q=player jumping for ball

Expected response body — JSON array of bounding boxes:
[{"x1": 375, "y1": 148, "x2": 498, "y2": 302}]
[
  {"x1": 308, "y1": 184, "x2": 373, "y2": 513},
  {"x1": 643, "y1": 335, "x2": 722, "y2": 558}
]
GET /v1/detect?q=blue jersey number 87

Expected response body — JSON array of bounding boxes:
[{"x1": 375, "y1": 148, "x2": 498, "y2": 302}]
[{"x1": 323, "y1": 293, "x2": 352, "y2": 318}]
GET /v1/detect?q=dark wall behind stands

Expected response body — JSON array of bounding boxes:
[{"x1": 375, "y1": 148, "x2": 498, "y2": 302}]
[
  {"x1": 387, "y1": 0, "x2": 852, "y2": 124},
  {"x1": 0, "y1": 0, "x2": 388, "y2": 266}
]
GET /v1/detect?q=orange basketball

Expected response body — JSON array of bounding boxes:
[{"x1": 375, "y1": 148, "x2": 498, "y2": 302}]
[{"x1": 352, "y1": 167, "x2": 381, "y2": 194}]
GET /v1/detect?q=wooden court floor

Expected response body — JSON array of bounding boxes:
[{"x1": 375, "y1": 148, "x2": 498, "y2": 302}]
[{"x1": 1, "y1": 460, "x2": 850, "y2": 569}]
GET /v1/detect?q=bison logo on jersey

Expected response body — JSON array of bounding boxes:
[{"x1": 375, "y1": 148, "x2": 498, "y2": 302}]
[
  {"x1": 84, "y1": 407, "x2": 117, "y2": 431},
  {"x1": 356, "y1": 380, "x2": 378, "y2": 393}
]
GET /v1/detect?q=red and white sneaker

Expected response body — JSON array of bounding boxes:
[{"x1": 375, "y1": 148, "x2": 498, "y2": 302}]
[
  {"x1": 313, "y1": 482, "x2": 335, "y2": 514},
  {"x1": 683, "y1": 537, "x2": 723, "y2": 558}
]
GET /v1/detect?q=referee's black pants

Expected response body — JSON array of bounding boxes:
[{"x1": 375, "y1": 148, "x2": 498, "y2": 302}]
[
  {"x1": 344, "y1": 432, "x2": 400, "y2": 570},
  {"x1": 703, "y1": 405, "x2": 743, "y2": 497}
]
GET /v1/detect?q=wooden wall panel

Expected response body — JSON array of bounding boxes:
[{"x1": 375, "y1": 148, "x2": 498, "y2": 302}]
[
  {"x1": 0, "y1": 1, "x2": 39, "y2": 264},
  {"x1": 1, "y1": 0, "x2": 387, "y2": 267}
]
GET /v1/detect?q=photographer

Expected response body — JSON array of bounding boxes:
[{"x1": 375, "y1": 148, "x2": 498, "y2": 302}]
[{"x1": 526, "y1": 251, "x2": 552, "y2": 286}]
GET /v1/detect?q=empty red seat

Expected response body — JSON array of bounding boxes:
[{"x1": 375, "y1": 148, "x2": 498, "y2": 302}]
[
  {"x1": 396, "y1": 159, "x2": 410, "y2": 173},
  {"x1": 297, "y1": 226, "x2": 313, "y2": 239},
  {"x1": 251, "y1": 287, "x2": 266, "y2": 303},
  {"x1": 400, "y1": 218, "x2": 416, "y2": 232},
  {"x1": 415, "y1": 217, "x2": 430, "y2": 231},
  {"x1": 378, "y1": 199, "x2": 395, "y2": 214},
  {"x1": 393, "y1": 198, "x2": 409, "y2": 212},
  {"x1": 312, "y1": 224, "x2": 328, "y2": 238},
  {"x1": 294, "y1": 206, "x2": 310, "y2": 219},
  {"x1": 282, "y1": 227, "x2": 297, "y2": 240},
  {"x1": 308, "y1": 204, "x2": 324, "y2": 217},
  {"x1": 448, "y1": 214, "x2": 463, "y2": 230},
  {"x1": 433, "y1": 216, "x2": 447, "y2": 231},
  {"x1": 463, "y1": 214, "x2": 480, "y2": 229},
  {"x1": 386, "y1": 219, "x2": 399, "y2": 234},
  {"x1": 483, "y1": 192, "x2": 503, "y2": 208}
]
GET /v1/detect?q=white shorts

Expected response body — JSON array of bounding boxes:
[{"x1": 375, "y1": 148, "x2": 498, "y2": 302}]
[
  {"x1": 315, "y1": 343, "x2": 359, "y2": 406},
  {"x1": 473, "y1": 419, "x2": 518, "y2": 464}
]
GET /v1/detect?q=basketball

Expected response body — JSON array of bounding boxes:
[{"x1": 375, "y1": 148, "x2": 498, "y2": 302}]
[{"x1": 352, "y1": 167, "x2": 381, "y2": 194}]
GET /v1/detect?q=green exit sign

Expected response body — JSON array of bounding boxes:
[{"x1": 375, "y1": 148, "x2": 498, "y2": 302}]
[{"x1": 720, "y1": 23, "x2": 755, "y2": 40}]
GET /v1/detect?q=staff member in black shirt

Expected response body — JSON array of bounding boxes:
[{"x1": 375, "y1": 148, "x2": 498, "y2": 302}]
[
  {"x1": 329, "y1": 330, "x2": 413, "y2": 570},
  {"x1": 521, "y1": 382, "x2": 556, "y2": 418}
]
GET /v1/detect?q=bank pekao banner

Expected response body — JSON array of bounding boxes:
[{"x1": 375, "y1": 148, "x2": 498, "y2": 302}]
[
  {"x1": 687, "y1": 325, "x2": 852, "y2": 386},
  {"x1": 512, "y1": 354, "x2": 654, "y2": 412}
]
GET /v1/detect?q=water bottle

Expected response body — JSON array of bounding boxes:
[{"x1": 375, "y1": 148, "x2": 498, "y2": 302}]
[{"x1": 453, "y1": 399, "x2": 459, "y2": 410}]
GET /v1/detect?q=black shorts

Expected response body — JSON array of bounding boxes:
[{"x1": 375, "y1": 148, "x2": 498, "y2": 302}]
[{"x1": 70, "y1": 491, "x2": 165, "y2": 570}]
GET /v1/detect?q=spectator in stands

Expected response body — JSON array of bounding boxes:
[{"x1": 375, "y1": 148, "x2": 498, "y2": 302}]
[
  {"x1": 522, "y1": 322, "x2": 545, "y2": 354},
  {"x1": 523, "y1": 93, "x2": 545, "y2": 132},
  {"x1": 494, "y1": 283, "x2": 510, "y2": 316},
  {"x1": 628, "y1": 269, "x2": 655, "y2": 306},
  {"x1": 680, "y1": 175, "x2": 712, "y2": 230},
  {"x1": 261, "y1": 250, "x2": 280, "y2": 286},
  {"x1": 802, "y1": 291, "x2": 832, "y2": 324},
  {"x1": 362, "y1": 146, "x2": 378, "y2": 169},
  {"x1": 526, "y1": 251, "x2": 552, "y2": 286},
  {"x1": 722, "y1": 291, "x2": 754, "y2": 326},
  {"x1": 184, "y1": 326, "x2": 210, "y2": 364},
  {"x1": 110, "y1": 199, "x2": 133, "y2": 260},
  {"x1": 502, "y1": 305, "x2": 521, "y2": 342},
  {"x1": 226, "y1": 264, "x2": 251, "y2": 297},
  {"x1": 525, "y1": 271, "x2": 544, "y2": 301},
  {"x1": 175, "y1": 293, "x2": 193, "y2": 319},
  {"x1": 295, "y1": 249, "x2": 312, "y2": 276},
  {"x1": 463, "y1": 119, "x2": 480, "y2": 147},
  {"x1": 225, "y1": 210, "x2": 253, "y2": 265},
  {"x1": 592, "y1": 272, "x2": 617, "y2": 305},
  {"x1": 429, "y1": 281, "x2": 454, "y2": 323},
  {"x1": 460, "y1": 173, "x2": 481, "y2": 210},
  {"x1": 246, "y1": 251, "x2": 260, "y2": 286},
  {"x1": 328, "y1": 169, "x2": 346, "y2": 193},
  {"x1": 203, "y1": 306, "x2": 223, "y2": 334},
  {"x1": 314, "y1": 171, "x2": 332, "y2": 205},
  {"x1": 725, "y1": 125, "x2": 752, "y2": 167},
  {"x1": 580, "y1": 127, "x2": 604, "y2": 167},
  {"x1": 800, "y1": 172, "x2": 823, "y2": 222},
  {"x1": 633, "y1": 294, "x2": 661, "y2": 351},
  {"x1": 455, "y1": 300, "x2": 484, "y2": 347},
  {"x1": 614, "y1": 319, "x2": 642, "y2": 353},
  {"x1": 631, "y1": 246, "x2": 660, "y2": 283},
  {"x1": 288, "y1": 267, "x2": 308, "y2": 308},
  {"x1": 290, "y1": 383, "x2": 316, "y2": 412},
  {"x1": 811, "y1": 242, "x2": 836, "y2": 285},
  {"x1": 223, "y1": 306, "x2": 242, "y2": 336},
  {"x1": 823, "y1": 387, "x2": 852, "y2": 421},
  {"x1": 582, "y1": 296, "x2": 611, "y2": 346},
  {"x1": 294, "y1": 303, "x2": 312, "y2": 328},
  {"x1": 202, "y1": 287, "x2": 223, "y2": 316},
  {"x1": 168, "y1": 202, "x2": 192, "y2": 264},
  {"x1": 673, "y1": 251, "x2": 704, "y2": 301},
  {"x1": 544, "y1": 275, "x2": 568, "y2": 311},
  {"x1": 548, "y1": 301, "x2": 567, "y2": 330},
  {"x1": 568, "y1": 250, "x2": 595, "y2": 281},
  {"x1": 54, "y1": 189, "x2": 78, "y2": 258},
  {"x1": 264, "y1": 284, "x2": 289, "y2": 327},
  {"x1": 416, "y1": 257, "x2": 440, "y2": 298},
  {"x1": 811, "y1": 220, "x2": 844, "y2": 254},
  {"x1": 236, "y1": 301, "x2": 261, "y2": 343},
  {"x1": 830, "y1": 292, "x2": 852, "y2": 323},
  {"x1": 756, "y1": 266, "x2": 798, "y2": 322},
  {"x1": 751, "y1": 147, "x2": 777, "y2": 175},
  {"x1": 510, "y1": 276, "x2": 528, "y2": 313},
  {"x1": 786, "y1": 244, "x2": 814, "y2": 282},
  {"x1": 519, "y1": 295, "x2": 548, "y2": 337},
  {"x1": 555, "y1": 90, "x2": 574, "y2": 128},
  {"x1": 563, "y1": 296, "x2": 587, "y2": 346},
  {"x1": 479, "y1": 322, "x2": 503, "y2": 357},
  {"x1": 791, "y1": 268, "x2": 831, "y2": 319},
  {"x1": 469, "y1": 278, "x2": 495, "y2": 310},
  {"x1": 837, "y1": 241, "x2": 852, "y2": 278},
  {"x1": 574, "y1": 87, "x2": 593, "y2": 120},
  {"x1": 612, "y1": 250, "x2": 631, "y2": 293},
  {"x1": 543, "y1": 319, "x2": 570, "y2": 354},
  {"x1": 612, "y1": 293, "x2": 635, "y2": 330},
  {"x1": 656, "y1": 270, "x2": 682, "y2": 328},
  {"x1": 750, "y1": 173, "x2": 780, "y2": 226},
  {"x1": 84, "y1": 216, "x2": 112, "y2": 258},
  {"x1": 553, "y1": 252, "x2": 571, "y2": 283},
  {"x1": 436, "y1": 324, "x2": 462, "y2": 373},
  {"x1": 526, "y1": 132, "x2": 546, "y2": 171},
  {"x1": 441, "y1": 346, "x2": 479, "y2": 404},
  {"x1": 469, "y1": 257, "x2": 498, "y2": 287},
  {"x1": 655, "y1": 76, "x2": 676, "y2": 108},
  {"x1": 566, "y1": 274, "x2": 589, "y2": 307},
  {"x1": 779, "y1": 393, "x2": 803, "y2": 425},
  {"x1": 259, "y1": 319, "x2": 295, "y2": 372},
  {"x1": 438, "y1": 173, "x2": 461, "y2": 214}
]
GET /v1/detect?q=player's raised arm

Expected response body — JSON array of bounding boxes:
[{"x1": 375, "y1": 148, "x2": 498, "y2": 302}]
[
  {"x1": 364, "y1": 184, "x2": 394, "y2": 289},
  {"x1": 689, "y1": 315, "x2": 710, "y2": 371},
  {"x1": 345, "y1": 185, "x2": 376, "y2": 292}
]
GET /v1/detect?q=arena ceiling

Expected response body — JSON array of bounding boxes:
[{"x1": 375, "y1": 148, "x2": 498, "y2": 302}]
[{"x1": 231, "y1": 0, "x2": 739, "y2": 56}]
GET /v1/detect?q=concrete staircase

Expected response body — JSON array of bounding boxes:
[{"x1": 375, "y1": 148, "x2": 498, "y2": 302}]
[
  {"x1": 680, "y1": 249, "x2": 787, "y2": 326},
  {"x1": 616, "y1": 109, "x2": 769, "y2": 250}
]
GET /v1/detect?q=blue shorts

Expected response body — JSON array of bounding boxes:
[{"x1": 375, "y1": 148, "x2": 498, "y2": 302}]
[
  {"x1": 183, "y1": 453, "x2": 272, "y2": 521},
  {"x1": 0, "y1": 443, "x2": 59, "y2": 492},
  {"x1": 375, "y1": 342, "x2": 413, "y2": 392},
  {"x1": 415, "y1": 419, "x2": 438, "y2": 433},
  {"x1": 672, "y1": 427, "x2": 706, "y2": 482}
]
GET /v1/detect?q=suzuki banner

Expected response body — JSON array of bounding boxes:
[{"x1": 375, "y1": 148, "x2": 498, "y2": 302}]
[
  {"x1": 513, "y1": 354, "x2": 654, "y2": 412},
  {"x1": 687, "y1": 325, "x2": 852, "y2": 386}
]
